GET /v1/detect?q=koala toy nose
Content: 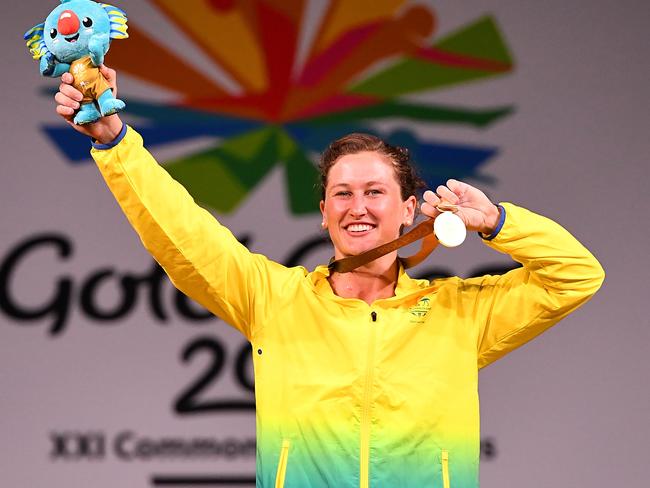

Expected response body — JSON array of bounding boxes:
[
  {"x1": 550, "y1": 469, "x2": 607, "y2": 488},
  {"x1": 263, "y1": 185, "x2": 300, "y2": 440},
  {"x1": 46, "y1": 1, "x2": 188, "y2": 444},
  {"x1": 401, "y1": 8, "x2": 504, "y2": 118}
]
[{"x1": 57, "y1": 10, "x2": 80, "y2": 36}]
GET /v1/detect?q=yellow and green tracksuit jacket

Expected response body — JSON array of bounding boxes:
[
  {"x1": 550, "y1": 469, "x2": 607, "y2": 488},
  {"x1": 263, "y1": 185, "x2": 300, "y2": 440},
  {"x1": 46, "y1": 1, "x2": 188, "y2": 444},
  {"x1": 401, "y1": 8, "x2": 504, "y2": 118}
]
[{"x1": 91, "y1": 126, "x2": 604, "y2": 488}]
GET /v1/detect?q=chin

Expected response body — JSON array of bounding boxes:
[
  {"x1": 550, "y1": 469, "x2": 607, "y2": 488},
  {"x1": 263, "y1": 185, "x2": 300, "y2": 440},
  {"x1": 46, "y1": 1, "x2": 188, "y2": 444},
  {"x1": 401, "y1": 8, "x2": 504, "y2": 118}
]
[{"x1": 340, "y1": 240, "x2": 377, "y2": 257}]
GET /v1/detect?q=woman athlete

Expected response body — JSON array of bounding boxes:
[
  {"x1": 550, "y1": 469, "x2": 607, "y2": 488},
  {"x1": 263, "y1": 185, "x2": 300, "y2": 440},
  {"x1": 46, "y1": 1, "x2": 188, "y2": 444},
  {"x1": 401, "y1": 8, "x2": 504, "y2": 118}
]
[{"x1": 54, "y1": 66, "x2": 604, "y2": 488}]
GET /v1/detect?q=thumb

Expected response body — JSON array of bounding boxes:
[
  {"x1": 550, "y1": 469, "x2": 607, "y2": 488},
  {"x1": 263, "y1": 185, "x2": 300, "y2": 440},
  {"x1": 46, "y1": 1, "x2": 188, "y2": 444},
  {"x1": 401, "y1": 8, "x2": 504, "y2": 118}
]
[
  {"x1": 99, "y1": 64, "x2": 118, "y2": 95},
  {"x1": 99, "y1": 64, "x2": 113, "y2": 79}
]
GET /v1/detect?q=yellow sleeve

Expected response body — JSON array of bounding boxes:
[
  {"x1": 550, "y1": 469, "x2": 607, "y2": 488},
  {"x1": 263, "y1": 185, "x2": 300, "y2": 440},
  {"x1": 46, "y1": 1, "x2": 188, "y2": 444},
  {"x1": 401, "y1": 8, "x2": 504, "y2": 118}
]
[
  {"x1": 466, "y1": 203, "x2": 605, "y2": 368},
  {"x1": 91, "y1": 126, "x2": 296, "y2": 341}
]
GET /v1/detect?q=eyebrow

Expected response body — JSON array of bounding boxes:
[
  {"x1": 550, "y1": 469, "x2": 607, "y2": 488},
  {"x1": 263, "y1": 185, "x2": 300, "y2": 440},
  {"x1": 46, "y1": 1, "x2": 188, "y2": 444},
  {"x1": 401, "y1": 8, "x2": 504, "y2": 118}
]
[{"x1": 330, "y1": 181, "x2": 387, "y2": 189}]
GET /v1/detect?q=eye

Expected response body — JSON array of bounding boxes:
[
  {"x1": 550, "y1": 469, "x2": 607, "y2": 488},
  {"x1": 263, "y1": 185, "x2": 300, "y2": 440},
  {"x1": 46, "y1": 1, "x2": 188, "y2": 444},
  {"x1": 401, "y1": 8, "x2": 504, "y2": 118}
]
[
  {"x1": 334, "y1": 191, "x2": 352, "y2": 197},
  {"x1": 366, "y1": 189, "x2": 383, "y2": 196},
  {"x1": 82, "y1": 17, "x2": 93, "y2": 28},
  {"x1": 49, "y1": 28, "x2": 57, "y2": 39}
]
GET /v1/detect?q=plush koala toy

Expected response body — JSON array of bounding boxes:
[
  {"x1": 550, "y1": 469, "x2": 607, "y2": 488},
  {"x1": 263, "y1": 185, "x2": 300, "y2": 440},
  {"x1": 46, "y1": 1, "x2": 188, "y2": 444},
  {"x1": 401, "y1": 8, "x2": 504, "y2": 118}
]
[{"x1": 24, "y1": 0, "x2": 128, "y2": 125}]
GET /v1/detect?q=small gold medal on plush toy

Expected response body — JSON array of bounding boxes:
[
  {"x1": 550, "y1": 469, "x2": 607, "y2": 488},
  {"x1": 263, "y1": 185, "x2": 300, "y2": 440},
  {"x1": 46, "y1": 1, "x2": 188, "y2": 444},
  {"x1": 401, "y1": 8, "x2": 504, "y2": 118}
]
[{"x1": 434, "y1": 203, "x2": 466, "y2": 248}]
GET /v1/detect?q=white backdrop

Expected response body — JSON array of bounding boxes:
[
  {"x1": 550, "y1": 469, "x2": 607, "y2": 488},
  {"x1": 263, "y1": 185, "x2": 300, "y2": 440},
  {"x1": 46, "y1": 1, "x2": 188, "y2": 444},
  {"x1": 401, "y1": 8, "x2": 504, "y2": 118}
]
[{"x1": 1, "y1": 1, "x2": 648, "y2": 487}]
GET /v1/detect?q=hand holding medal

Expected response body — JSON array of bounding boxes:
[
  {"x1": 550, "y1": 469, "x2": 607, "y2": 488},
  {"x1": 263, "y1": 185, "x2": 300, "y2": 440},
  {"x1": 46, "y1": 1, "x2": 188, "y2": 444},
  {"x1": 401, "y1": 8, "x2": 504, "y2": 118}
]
[{"x1": 421, "y1": 179, "x2": 501, "y2": 246}]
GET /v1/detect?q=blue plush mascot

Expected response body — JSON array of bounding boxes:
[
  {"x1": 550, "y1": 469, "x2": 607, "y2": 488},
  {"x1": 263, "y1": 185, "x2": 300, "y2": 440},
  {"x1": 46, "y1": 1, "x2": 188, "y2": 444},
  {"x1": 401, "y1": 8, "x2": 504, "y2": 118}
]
[{"x1": 24, "y1": 0, "x2": 128, "y2": 125}]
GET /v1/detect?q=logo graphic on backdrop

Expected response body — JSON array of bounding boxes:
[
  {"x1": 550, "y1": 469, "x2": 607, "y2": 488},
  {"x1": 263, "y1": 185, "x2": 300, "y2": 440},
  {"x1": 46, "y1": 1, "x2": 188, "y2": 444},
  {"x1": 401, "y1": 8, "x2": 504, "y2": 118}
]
[{"x1": 43, "y1": 0, "x2": 514, "y2": 214}]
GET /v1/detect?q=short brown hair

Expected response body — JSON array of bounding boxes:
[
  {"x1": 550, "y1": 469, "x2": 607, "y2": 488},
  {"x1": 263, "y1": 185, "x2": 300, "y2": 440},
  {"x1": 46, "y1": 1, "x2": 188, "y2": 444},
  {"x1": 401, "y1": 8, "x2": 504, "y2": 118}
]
[{"x1": 319, "y1": 133, "x2": 425, "y2": 200}]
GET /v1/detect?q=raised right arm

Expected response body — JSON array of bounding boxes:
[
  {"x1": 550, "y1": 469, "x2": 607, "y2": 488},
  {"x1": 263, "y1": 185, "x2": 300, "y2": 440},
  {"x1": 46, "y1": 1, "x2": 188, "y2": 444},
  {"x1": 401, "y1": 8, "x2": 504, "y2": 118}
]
[
  {"x1": 90, "y1": 125, "x2": 291, "y2": 340},
  {"x1": 55, "y1": 68, "x2": 296, "y2": 340}
]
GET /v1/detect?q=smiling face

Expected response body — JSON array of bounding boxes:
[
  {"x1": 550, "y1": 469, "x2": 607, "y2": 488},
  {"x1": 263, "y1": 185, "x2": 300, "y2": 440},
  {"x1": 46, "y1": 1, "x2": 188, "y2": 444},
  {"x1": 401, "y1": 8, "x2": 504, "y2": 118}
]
[
  {"x1": 43, "y1": 1, "x2": 110, "y2": 63},
  {"x1": 320, "y1": 151, "x2": 417, "y2": 260}
]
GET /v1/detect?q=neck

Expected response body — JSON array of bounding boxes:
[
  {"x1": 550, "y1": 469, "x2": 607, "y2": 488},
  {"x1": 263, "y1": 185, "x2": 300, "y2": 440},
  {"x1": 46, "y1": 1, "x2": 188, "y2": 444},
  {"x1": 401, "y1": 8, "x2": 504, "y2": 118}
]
[{"x1": 328, "y1": 252, "x2": 400, "y2": 305}]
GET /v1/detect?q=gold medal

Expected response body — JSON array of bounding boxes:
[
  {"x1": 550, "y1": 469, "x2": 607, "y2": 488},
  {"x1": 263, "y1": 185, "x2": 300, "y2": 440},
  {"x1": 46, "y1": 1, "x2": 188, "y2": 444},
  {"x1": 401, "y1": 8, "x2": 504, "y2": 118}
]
[{"x1": 433, "y1": 204, "x2": 466, "y2": 248}]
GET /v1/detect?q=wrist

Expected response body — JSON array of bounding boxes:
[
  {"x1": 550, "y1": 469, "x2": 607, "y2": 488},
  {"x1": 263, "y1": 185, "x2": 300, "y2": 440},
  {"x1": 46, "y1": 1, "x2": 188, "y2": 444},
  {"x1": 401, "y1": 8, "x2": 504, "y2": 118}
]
[
  {"x1": 91, "y1": 120, "x2": 127, "y2": 150},
  {"x1": 480, "y1": 204, "x2": 506, "y2": 240},
  {"x1": 94, "y1": 115, "x2": 123, "y2": 144},
  {"x1": 480, "y1": 204, "x2": 501, "y2": 235}
]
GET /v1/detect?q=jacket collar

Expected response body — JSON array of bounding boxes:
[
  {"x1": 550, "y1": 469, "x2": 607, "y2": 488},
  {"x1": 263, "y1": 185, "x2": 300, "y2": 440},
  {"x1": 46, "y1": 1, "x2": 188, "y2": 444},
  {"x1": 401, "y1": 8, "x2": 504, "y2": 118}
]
[{"x1": 308, "y1": 260, "x2": 434, "y2": 303}]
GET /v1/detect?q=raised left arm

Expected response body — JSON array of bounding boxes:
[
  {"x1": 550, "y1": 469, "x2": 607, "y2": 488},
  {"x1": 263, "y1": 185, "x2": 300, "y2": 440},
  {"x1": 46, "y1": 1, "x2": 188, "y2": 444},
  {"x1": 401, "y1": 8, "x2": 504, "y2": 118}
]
[
  {"x1": 469, "y1": 203, "x2": 604, "y2": 368},
  {"x1": 421, "y1": 180, "x2": 604, "y2": 368}
]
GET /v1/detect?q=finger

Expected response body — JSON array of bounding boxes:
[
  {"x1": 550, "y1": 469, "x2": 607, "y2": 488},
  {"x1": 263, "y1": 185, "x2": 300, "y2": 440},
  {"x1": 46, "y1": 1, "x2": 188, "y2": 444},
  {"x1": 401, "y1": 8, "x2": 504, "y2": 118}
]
[
  {"x1": 99, "y1": 64, "x2": 111, "y2": 76},
  {"x1": 58, "y1": 83, "x2": 83, "y2": 102},
  {"x1": 56, "y1": 104, "x2": 75, "y2": 117},
  {"x1": 420, "y1": 201, "x2": 442, "y2": 219},
  {"x1": 99, "y1": 64, "x2": 117, "y2": 89},
  {"x1": 436, "y1": 185, "x2": 459, "y2": 204},
  {"x1": 55, "y1": 91, "x2": 80, "y2": 109},
  {"x1": 100, "y1": 65, "x2": 115, "y2": 80},
  {"x1": 446, "y1": 179, "x2": 470, "y2": 197},
  {"x1": 61, "y1": 72, "x2": 74, "y2": 84},
  {"x1": 422, "y1": 189, "x2": 441, "y2": 205}
]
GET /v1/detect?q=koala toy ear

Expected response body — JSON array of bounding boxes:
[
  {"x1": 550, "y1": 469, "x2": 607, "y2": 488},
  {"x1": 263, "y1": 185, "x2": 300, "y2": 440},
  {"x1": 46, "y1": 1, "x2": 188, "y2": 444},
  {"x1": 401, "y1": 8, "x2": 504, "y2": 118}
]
[
  {"x1": 102, "y1": 3, "x2": 129, "y2": 40},
  {"x1": 24, "y1": 22, "x2": 50, "y2": 60}
]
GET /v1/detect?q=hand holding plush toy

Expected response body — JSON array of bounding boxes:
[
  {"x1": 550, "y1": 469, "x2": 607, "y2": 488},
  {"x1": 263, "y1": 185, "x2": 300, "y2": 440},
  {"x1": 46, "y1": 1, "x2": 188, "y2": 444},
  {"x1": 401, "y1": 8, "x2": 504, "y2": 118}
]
[{"x1": 24, "y1": 0, "x2": 128, "y2": 125}]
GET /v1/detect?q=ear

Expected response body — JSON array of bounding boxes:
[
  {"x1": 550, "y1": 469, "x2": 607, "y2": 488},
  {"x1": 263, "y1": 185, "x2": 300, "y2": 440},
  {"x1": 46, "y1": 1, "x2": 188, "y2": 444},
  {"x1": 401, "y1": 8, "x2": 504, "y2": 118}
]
[
  {"x1": 24, "y1": 23, "x2": 50, "y2": 60},
  {"x1": 319, "y1": 200, "x2": 328, "y2": 229},
  {"x1": 402, "y1": 195, "x2": 417, "y2": 225},
  {"x1": 102, "y1": 3, "x2": 129, "y2": 40}
]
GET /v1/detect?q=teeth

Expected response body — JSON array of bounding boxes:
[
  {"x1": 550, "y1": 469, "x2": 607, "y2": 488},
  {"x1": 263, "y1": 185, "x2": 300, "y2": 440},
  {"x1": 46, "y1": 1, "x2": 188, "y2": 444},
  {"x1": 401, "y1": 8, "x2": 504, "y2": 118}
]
[{"x1": 347, "y1": 224, "x2": 373, "y2": 232}]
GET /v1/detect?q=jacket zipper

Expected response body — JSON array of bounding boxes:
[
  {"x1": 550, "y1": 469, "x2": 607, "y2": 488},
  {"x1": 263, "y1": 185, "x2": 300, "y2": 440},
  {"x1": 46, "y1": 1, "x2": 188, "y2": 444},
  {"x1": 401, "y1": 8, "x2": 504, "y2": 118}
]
[
  {"x1": 360, "y1": 311, "x2": 378, "y2": 488},
  {"x1": 274, "y1": 439, "x2": 290, "y2": 488},
  {"x1": 441, "y1": 450, "x2": 450, "y2": 488}
]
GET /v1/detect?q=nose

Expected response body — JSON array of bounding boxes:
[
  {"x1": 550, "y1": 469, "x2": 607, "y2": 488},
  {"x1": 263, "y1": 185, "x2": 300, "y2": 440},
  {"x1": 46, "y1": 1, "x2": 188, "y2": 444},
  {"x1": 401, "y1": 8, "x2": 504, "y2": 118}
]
[
  {"x1": 57, "y1": 10, "x2": 80, "y2": 36},
  {"x1": 349, "y1": 194, "x2": 368, "y2": 217}
]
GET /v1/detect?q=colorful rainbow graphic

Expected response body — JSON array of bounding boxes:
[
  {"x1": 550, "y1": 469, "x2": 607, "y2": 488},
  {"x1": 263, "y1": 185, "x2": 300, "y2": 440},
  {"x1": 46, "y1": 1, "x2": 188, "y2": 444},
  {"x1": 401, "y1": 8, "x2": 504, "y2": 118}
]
[{"x1": 44, "y1": 0, "x2": 515, "y2": 215}]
